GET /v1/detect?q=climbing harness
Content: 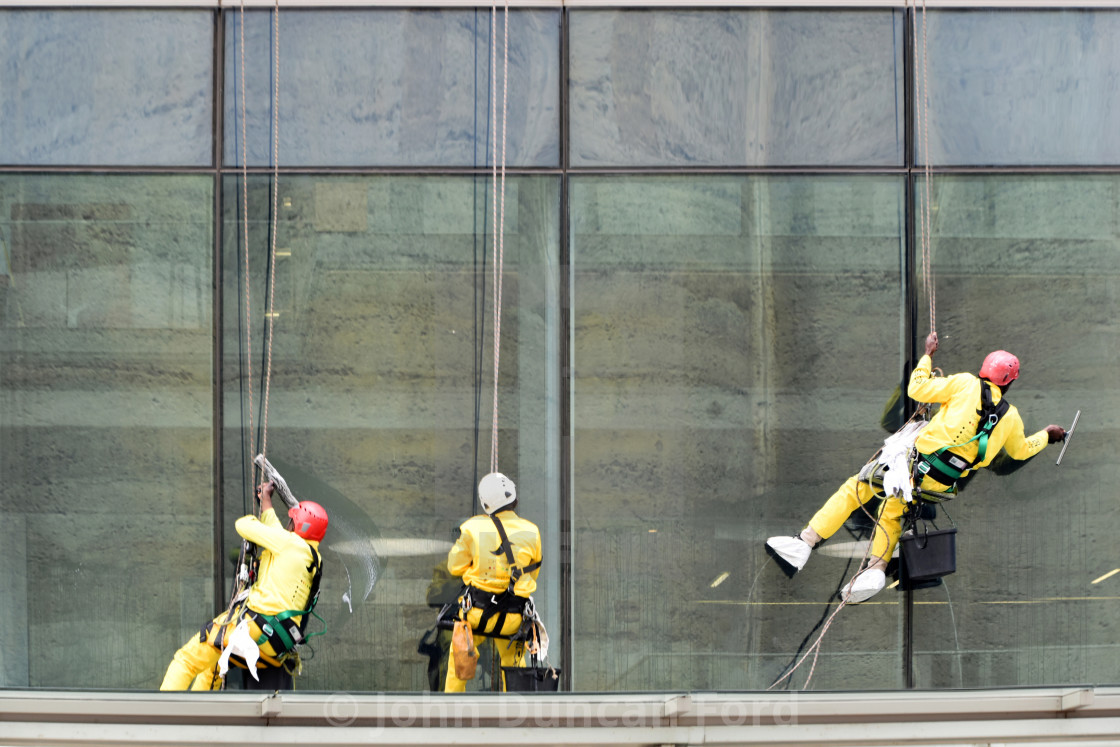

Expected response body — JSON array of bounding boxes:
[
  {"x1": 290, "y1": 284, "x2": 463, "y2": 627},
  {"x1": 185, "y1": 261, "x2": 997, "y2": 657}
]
[
  {"x1": 248, "y1": 545, "x2": 326, "y2": 656},
  {"x1": 914, "y1": 380, "x2": 1009, "y2": 488},
  {"x1": 489, "y1": 511, "x2": 543, "y2": 591},
  {"x1": 443, "y1": 511, "x2": 540, "y2": 638},
  {"x1": 468, "y1": 511, "x2": 538, "y2": 632}
]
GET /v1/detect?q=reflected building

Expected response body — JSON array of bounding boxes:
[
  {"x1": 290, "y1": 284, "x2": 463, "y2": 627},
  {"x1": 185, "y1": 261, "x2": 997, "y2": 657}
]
[{"x1": 1, "y1": 1, "x2": 1118, "y2": 705}]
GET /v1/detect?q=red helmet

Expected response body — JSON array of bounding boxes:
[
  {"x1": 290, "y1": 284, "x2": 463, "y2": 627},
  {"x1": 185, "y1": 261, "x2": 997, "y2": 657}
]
[
  {"x1": 979, "y1": 350, "x2": 1020, "y2": 386},
  {"x1": 288, "y1": 501, "x2": 328, "y2": 542}
]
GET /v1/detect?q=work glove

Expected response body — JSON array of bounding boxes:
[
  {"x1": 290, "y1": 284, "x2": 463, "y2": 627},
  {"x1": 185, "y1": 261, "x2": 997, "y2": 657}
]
[{"x1": 1045, "y1": 425, "x2": 1066, "y2": 443}]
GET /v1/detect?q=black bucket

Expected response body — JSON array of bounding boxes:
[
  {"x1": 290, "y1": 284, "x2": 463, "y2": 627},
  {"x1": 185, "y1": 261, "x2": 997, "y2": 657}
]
[
  {"x1": 899, "y1": 526, "x2": 957, "y2": 582},
  {"x1": 502, "y1": 666, "x2": 561, "y2": 692}
]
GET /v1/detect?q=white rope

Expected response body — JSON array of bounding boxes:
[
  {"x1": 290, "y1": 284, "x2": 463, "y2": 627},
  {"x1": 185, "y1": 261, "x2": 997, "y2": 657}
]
[
  {"x1": 769, "y1": 401, "x2": 934, "y2": 691},
  {"x1": 221, "y1": 0, "x2": 263, "y2": 686},
  {"x1": 239, "y1": 0, "x2": 255, "y2": 485},
  {"x1": 912, "y1": 0, "x2": 936, "y2": 335},
  {"x1": 260, "y1": 0, "x2": 281, "y2": 461},
  {"x1": 775, "y1": 11, "x2": 939, "y2": 688},
  {"x1": 489, "y1": 0, "x2": 510, "y2": 475}
]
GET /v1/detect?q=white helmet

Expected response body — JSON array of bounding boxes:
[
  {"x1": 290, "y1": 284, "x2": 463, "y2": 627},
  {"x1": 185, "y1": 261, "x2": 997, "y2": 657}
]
[{"x1": 478, "y1": 472, "x2": 516, "y2": 515}]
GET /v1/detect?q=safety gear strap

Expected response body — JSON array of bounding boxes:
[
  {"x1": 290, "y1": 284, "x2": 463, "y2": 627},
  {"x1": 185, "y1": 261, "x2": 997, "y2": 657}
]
[
  {"x1": 449, "y1": 514, "x2": 537, "y2": 636},
  {"x1": 915, "y1": 381, "x2": 1010, "y2": 487},
  {"x1": 973, "y1": 381, "x2": 1010, "y2": 464},
  {"x1": 465, "y1": 586, "x2": 527, "y2": 638},
  {"x1": 251, "y1": 545, "x2": 324, "y2": 656},
  {"x1": 488, "y1": 513, "x2": 541, "y2": 594}
]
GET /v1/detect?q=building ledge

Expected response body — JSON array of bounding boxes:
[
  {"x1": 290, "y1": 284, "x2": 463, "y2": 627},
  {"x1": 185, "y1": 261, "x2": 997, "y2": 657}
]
[{"x1": 2, "y1": 686, "x2": 1120, "y2": 745}]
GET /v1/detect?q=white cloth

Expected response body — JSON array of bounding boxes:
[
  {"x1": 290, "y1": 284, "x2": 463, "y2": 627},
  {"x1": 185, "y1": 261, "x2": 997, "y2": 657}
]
[
  {"x1": 875, "y1": 420, "x2": 927, "y2": 503},
  {"x1": 522, "y1": 598, "x2": 550, "y2": 661},
  {"x1": 217, "y1": 618, "x2": 261, "y2": 681}
]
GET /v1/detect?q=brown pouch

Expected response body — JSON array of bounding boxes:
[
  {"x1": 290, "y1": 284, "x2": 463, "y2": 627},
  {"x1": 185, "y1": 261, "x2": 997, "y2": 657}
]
[{"x1": 451, "y1": 619, "x2": 478, "y2": 680}]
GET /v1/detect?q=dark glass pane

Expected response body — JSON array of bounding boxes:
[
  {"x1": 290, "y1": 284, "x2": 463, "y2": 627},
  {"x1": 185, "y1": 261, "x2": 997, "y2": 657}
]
[
  {"x1": 569, "y1": 10, "x2": 904, "y2": 167},
  {"x1": 0, "y1": 10, "x2": 212, "y2": 167},
  {"x1": 922, "y1": 10, "x2": 1120, "y2": 166},
  {"x1": 0, "y1": 174, "x2": 213, "y2": 687},
  {"x1": 570, "y1": 174, "x2": 905, "y2": 690},
  {"x1": 910, "y1": 175, "x2": 1120, "y2": 686},
  {"x1": 219, "y1": 174, "x2": 560, "y2": 691},
  {"x1": 223, "y1": 9, "x2": 560, "y2": 168}
]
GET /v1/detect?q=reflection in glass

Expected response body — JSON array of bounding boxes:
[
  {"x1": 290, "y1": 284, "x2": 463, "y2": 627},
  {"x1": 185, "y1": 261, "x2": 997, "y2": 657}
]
[
  {"x1": 0, "y1": 10, "x2": 213, "y2": 167},
  {"x1": 911, "y1": 175, "x2": 1120, "y2": 687},
  {"x1": 223, "y1": 9, "x2": 560, "y2": 168},
  {"x1": 570, "y1": 175, "x2": 905, "y2": 690},
  {"x1": 0, "y1": 175, "x2": 213, "y2": 687},
  {"x1": 569, "y1": 9, "x2": 904, "y2": 168},
  {"x1": 219, "y1": 174, "x2": 560, "y2": 691},
  {"x1": 922, "y1": 11, "x2": 1120, "y2": 166}
]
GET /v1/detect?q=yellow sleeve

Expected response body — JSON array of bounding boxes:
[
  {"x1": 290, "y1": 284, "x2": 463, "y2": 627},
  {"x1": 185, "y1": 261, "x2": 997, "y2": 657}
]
[
  {"x1": 511, "y1": 524, "x2": 543, "y2": 597},
  {"x1": 235, "y1": 509, "x2": 291, "y2": 554},
  {"x1": 999, "y1": 408, "x2": 1049, "y2": 461},
  {"x1": 261, "y1": 507, "x2": 284, "y2": 529},
  {"x1": 907, "y1": 355, "x2": 955, "y2": 403},
  {"x1": 529, "y1": 541, "x2": 543, "y2": 582},
  {"x1": 446, "y1": 528, "x2": 473, "y2": 579}
]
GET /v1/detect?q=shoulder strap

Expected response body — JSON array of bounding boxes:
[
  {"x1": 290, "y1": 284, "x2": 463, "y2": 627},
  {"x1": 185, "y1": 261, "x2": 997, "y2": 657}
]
[
  {"x1": 489, "y1": 513, "x2": 540, "y2": 594},
  {"x1": 296, "y1": 545, "x2": 323, "y2": 634},
  {"x1": 974, "y1": 381, "x2": 1010, "y2": 465}
]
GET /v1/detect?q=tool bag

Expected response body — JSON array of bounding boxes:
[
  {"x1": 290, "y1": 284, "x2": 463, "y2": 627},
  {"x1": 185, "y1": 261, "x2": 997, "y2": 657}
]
[
  {"x1": 502, "y1": 658, "x2": 561, "y2": 692},
  {"x1": 899, "y1": 520, "x2": 957, "y2": 583},
  {"x1": 451, "y1": 618, "x2": 478, "y2": 680},
  {"x1": 502, "y1": 621, "x2": 559, "y2": 692}
]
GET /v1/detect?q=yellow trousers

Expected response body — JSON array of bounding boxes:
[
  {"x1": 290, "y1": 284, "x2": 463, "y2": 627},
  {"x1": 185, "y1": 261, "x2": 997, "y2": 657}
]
[
  {"x1": 808, "y1": 473, "x2": 950, "y2": 563},
  {"x1": 443, "y1": 607, "x2": 526, "y2": 692},
  {"x1": 160, "y1": 612, "x2": 281, "y2": 691}
]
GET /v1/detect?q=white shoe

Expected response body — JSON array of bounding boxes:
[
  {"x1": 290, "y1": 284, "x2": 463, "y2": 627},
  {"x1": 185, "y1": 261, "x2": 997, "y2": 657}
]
[
  {"x1": 766, "y1": 535, "x2": 812, "y2": 571},
  {"x1": 842, "y1": 568, "x2": 886, "y2": 603}
]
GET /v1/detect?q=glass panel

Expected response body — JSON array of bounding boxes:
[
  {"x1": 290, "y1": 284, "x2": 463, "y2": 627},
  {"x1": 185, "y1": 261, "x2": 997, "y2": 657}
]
[
  {"x1": 0, "y1": 174, "x2": 213, "y2": 687},
  {"x1": 0, "y1": 10, "x2": 213, "y2": 167},
  {"x1": 923, "y1": 10, "x2": 1120, "y2": 166},
  {"x1": 911, "y1": 175, "x2": 1120, "y2": 687},
  {"x1": 570, "y1": 175, "x2": 905, "y2": 690},
  {"x1": 569, "y1": 9, "x2": 904, "y2": 168},
  {"x1": 220, "y1": 174, "x2": 560, "y2": 691},
  {"x1": 223, "y1": 9, "x2": 560, "y2": 168}
]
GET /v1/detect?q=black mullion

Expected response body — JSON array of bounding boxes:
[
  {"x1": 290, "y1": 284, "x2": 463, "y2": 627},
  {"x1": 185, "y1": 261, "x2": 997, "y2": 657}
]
[
  {"x1": 558, "y1": 4, "x2": 572, "y2": 692},
  {"x1": 902, "y1": 3, "x2": 918, "y2": 692},
  {"x1": 211, "y1": 6, "x2": 227, "y2": 615}
]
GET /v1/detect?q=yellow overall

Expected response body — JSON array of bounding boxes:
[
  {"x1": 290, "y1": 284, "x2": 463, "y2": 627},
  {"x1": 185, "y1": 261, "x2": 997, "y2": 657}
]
[
  {"x1": 808, "y1": 354, "x2": 1050, "y2": 563},
  {"x1": 443, "y1": 510, "x2": 542, "y2": 692},
  {"x1": 160, "y1": 508, "x2": 320, "y2": 690}
]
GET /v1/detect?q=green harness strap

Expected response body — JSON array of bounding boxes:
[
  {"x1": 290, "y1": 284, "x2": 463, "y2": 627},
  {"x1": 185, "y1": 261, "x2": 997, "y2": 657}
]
[{"x1": 255, "y1": 606, "x2": 326, "y2": 653}]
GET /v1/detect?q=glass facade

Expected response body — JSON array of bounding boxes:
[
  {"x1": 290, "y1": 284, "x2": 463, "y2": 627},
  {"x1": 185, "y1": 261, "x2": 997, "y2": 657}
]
[
  {"x1": 570, "y1": 175, "x2": 906, "y2": 690},
  {"x1": 1, "y1": 5, "x2": 1117, "y2": 694},
  {"x1": 569, "y1": 9, "x2": 904, "y2": 167},
  {"x1": 0, "y1": 11, "x2": 213, "y2": 166},
  {"x1": 0, "y1": 174, "x2": 214, "y2": 687}
]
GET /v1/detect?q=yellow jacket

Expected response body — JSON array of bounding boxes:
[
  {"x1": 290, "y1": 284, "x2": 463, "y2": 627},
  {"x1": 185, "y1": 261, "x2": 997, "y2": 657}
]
[
  {"x1": 447, "y1": 510, "x2": 542, "y2": 597},
  {"x1": 909, "y1": 354, "x2": 1049, "y2": 476},
  {"x1": 236, "y1": 508, "x2": 320, "y2": 620}
]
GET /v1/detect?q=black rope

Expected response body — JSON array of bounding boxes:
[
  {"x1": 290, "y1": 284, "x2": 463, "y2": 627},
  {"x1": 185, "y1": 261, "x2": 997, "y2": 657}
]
[{"x1": 471, "y1": 8, "x2": 495, "y2": 517}]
